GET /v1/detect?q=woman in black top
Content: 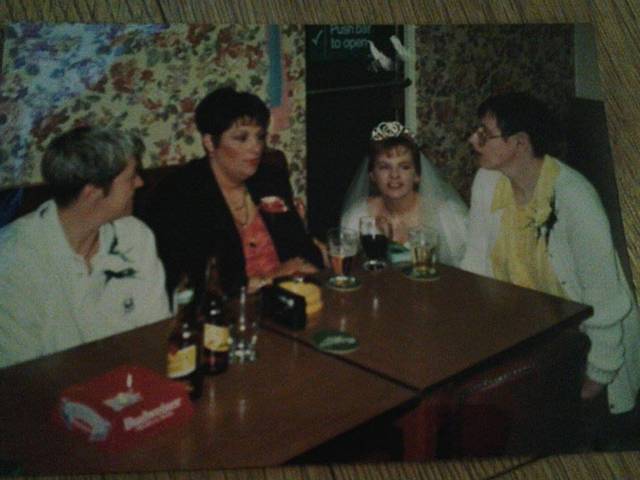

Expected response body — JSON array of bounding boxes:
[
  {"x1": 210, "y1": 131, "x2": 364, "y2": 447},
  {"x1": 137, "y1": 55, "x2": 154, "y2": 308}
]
[{"x1": 143, "y1": 87, "x2": 323, "y2": 297}]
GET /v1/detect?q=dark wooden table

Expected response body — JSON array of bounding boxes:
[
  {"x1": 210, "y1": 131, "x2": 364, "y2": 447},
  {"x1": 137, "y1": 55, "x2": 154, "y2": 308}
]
[
  {"x1": 0, "y1": 320, "x2": 415, "y2": 474},
  {"x1": 265, "y1": 263, "x2": 592, "y2": 460},
  {"x1": 267, "y1": 264, "x2": 593, "y2": 391},
  {"x1": 0, "y1": 263, "x2": 593, "y2": 473}
]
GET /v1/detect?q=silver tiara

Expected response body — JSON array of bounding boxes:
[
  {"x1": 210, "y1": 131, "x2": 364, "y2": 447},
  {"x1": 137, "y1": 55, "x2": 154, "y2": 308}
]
[{"x1": 370, "y1": 121, "x2": 415, "y2": 141}]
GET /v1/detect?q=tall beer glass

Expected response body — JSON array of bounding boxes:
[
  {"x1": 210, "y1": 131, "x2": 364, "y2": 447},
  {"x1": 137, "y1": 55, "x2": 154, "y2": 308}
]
[
  {"x1": 359, "y1": 216, "x2": 390, "y2": 271},
  {"x1": 327, "y1": 227, "x2": 359, "y2": 290},
  {"x1": 407, "y1": 226, "x2": 439, "y2": 280}
]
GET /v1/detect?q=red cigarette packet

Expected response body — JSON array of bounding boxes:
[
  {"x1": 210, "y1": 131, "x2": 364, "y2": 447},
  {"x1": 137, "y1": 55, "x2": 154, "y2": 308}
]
[{"x1": 52, "y1": 365, "x2": 193, "y2": 451}]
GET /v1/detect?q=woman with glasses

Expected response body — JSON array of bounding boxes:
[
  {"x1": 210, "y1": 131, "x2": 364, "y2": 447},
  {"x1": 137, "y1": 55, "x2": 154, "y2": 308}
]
[
  {"x1": 341, "y1": 121, "x2": 468, "y2": 266},
  {"x1": 462, "y1": 92, "x2": 640, "y2": 447}
]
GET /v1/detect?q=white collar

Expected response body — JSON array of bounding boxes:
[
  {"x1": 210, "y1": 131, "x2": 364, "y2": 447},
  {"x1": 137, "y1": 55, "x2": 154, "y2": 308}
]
[{"x1": 36, "y1": 199, "x2": 116, "y2": 265}]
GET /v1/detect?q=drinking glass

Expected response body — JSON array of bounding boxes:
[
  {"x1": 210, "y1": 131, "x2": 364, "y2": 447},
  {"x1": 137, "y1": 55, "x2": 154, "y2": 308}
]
[
  {"x1": 407, "y1": 226, "x2": 439, "y2": 280},
  {"x1": 359, "y1": 216, "x2": 391, "y2": 271},
  {"x1": 327, "y1": 227, "x2": 360, "y2": 290},
  {"x1": 229, "y1": 287, "x2": 260, "y2": 363}
]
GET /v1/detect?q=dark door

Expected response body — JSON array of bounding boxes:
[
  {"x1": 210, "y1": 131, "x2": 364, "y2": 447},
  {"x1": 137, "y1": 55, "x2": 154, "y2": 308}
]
[{"x1": 305, "y1": 25, "x2": 406, "y2": 239}]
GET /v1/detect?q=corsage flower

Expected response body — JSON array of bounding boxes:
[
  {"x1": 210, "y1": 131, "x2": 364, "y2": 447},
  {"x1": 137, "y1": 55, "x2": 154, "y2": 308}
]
[
  {"x1": 529, "y1": 193, "x2": 558, "y2": 246},
  {"x1": 259, "y1": 196, "x2": 289, "y2": 214}
]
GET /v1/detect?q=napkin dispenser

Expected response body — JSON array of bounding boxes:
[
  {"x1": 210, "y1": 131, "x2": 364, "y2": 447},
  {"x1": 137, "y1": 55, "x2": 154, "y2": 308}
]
[{"x1": 261, "y1": 284, "x2": 307, "y2": 330}]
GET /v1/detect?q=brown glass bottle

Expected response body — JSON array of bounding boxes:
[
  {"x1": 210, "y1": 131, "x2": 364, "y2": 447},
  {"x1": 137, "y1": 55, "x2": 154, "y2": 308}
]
[
  {"x1": 201, "y1": 257, "x2": 230, "y2": 374},
  {"x1": 166, "y1": 275, "x2": 203, "y2": 400}
]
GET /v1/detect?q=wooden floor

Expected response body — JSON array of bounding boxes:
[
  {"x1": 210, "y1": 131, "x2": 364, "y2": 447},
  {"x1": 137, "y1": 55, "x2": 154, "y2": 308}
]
[{"x1": 5, "y1": 452, "x2": 638, "y2": 479}]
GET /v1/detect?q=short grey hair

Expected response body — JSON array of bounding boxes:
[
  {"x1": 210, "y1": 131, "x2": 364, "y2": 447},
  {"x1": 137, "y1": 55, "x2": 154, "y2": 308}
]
[{"x1": 41, "y1": 126, "x2": 145, "y2": 207}]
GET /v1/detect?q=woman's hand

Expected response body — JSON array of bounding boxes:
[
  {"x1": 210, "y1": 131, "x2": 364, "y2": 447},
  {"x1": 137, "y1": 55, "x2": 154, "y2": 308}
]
[
  {"x1": 274, "y1": 257, "x2": 318, "y2": 278},
  {"x1": 247, "y1": 258, "x2": 318, "y2": 294},
  {"x1": 581, "y1": 377, "x2": 606, "y2": 400}
]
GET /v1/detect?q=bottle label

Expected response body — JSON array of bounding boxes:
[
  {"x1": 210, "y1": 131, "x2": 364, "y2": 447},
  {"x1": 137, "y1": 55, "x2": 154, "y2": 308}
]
[
  {"x1": 204, "y1": 324, "x2": 230, "y2": 352},
  {"x1": 167, "y1": 345, "x2": 197, "y2": 378}
]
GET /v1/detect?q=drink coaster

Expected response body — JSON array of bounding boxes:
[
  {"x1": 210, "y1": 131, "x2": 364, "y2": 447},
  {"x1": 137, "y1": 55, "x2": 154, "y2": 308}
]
[
  {"x1": 401, "y1": 266, "x2": 440, "y2": 282},
  {"x1": 326, "y1": 276, "x2": 362, "y2": 291},
  {"x1": 312, "y1": 330, "x2": 359, "y2": 354}
]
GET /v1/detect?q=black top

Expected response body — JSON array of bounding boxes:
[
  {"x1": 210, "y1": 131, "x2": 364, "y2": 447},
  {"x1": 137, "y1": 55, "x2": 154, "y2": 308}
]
[{"x1": 142, "y1": 154, "x2": 323, "y2": 297}]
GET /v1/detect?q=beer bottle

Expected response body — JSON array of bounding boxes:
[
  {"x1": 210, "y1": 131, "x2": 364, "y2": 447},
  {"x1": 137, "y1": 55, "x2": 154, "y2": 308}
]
[
  {"x1": 166, "y1": 274, "x2": 203, "y2": 400},
  {"x1": 201, "y1": 257, "x2": 230, "y2": 374}
]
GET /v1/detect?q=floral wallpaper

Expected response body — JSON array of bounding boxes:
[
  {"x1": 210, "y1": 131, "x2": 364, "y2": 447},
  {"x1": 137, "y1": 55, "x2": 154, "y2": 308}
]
[
  {"x1": 415, "y1": 24, "x2": 574, "y2": 202},
  {"x1": 0, "y1": 23, "x2": 307, "y2": 196},
  {"x1": 271, "y1": 24, "x2": 307, "y2": 197},
  {"x1": 0, "y1": 23, "x2": 574, "y2": 202}
]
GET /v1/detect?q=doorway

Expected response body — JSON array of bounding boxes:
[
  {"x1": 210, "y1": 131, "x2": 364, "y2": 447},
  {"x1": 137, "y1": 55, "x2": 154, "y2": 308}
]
[{"x1": 305, "y1": 25, "x2": 406, "y2": 239}]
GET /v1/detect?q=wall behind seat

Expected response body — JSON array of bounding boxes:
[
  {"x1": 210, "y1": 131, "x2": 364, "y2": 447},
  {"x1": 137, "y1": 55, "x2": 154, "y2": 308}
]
[{"x1": 0, "y1": 22, "x2": 308, "y2": 197}]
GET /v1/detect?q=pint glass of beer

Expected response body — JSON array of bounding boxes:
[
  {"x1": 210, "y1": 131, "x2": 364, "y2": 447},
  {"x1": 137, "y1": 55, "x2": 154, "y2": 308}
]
[
  {"x1": 407, "y1": 226, "x2": 439, "y2": 280},
  {"x1": 327, "y1": 227, "x2": 359, "y2": 289},
  {"x1": 359, "y1": 216, "x2": 390, "y2": 271}
]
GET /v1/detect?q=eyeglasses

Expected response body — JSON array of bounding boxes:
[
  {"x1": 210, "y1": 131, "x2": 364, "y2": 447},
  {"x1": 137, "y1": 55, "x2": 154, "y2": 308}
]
[{"x1": 472, "y1": 127, "x2": 504, "y2": 147}]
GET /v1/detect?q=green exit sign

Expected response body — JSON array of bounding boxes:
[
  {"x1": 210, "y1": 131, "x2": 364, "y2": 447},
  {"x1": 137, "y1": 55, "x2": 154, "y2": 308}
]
[{"x1": 307, "y1": 25, "x2": 374, "y2": 62}]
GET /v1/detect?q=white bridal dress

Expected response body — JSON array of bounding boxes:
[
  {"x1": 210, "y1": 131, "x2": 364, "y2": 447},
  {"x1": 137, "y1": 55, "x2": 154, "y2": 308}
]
[{"x1": 341, "y1": 154, "x2": 469, "y2": 266}]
